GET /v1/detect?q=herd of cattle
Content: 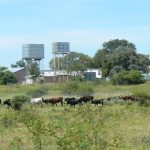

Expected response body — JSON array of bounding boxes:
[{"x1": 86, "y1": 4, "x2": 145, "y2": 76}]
[{"x1": 0, "y1": 95, "x2": 138, "y2": 109}]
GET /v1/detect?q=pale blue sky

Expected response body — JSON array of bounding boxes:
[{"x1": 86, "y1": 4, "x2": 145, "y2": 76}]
[{"x1": 0, "y1": 0, "x2": 150, "y2": 69}]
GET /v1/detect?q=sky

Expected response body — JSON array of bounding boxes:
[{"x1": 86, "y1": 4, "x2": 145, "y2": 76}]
[{"x1": 0, "y1": 0, "x2": 150, "y2": 70}]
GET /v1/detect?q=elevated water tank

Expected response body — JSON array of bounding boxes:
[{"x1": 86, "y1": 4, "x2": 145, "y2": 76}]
[
  {"x1": 52, "y1": 42, "x2": 70, "y2": 54},
  {"x1": 22, "y1": 44, "x2": 44, "y2": 60}
]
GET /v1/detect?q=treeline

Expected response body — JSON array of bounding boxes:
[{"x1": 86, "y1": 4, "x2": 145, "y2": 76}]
[
  {"x1": 50, "y1": 39, "x2": 150, "y2": 84},
  {"x1": 1, "y1": 39, "x2": 150, "y2": 85}
]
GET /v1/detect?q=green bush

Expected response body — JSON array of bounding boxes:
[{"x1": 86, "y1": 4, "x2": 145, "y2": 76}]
[
  {"x1": 62, "y1": 81, "x2": 94, "y2": 96},
  {"x1": 111, "y1": 70, "x2": 145, "y2": 85},
  {"x1": 133, "y1": 91, "x2": 150, "y2": 106},
  {"x1": 12, "y1": 95, "x2": 29, "y2": 110}
]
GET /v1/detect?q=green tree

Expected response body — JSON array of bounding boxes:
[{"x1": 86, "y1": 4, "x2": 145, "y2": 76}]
[
  {"x1": 0, "y1": 67, "x2": 17, "y2": 85},
  {"x1": 28, "y1": 62, "x2": 40, "y2": 78},
  {"x1": 102, "y1": 39, "x2": 136, "y2": 52},
  {"x1": 93, "y1": 39, "x2": 150, "y2": 78},
  {"x1": 50, "y1": 51, "x2": 92, "y2": 75},
  {"x1": 11, "y1": 60, "x2": 26, "y2": 68}
]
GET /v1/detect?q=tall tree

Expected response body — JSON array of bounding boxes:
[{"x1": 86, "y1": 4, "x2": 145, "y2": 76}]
[
  {"x1": 93, "y1": 39, "x2": 150, "y2": 77},
  {"x1": 102, "y1": 39, "x2": 136, "y2": 52},
  {"x1": 28, "y1": 62, "x2": 40, "y2": 78}
]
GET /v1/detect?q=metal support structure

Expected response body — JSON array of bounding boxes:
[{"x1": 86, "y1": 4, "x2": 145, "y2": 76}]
[
  {"x1": 53, "y1": 52, "x2": 56, "y2": 82},
  {"x1": 67, "y1": 53, "x2": 69, "y2": 81}
]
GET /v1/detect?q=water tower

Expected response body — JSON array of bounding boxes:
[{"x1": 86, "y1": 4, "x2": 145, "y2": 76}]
[
  {"x1": 52, "y1": 42, "x2": 70, "y2": 82},
  {"x1": 22, "y1": 44, "x2": 44, "y2": 73}
]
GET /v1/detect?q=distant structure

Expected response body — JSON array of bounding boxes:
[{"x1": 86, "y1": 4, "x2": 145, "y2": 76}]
[
  {"x1": 22, "y1": 44, "x2": 44, "y2": 72},
  {"x1": 52, "y1": 42, "x2": 70, "y2": 82}
]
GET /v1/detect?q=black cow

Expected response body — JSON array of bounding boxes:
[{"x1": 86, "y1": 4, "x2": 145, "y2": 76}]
[
  {"x1": 79, "y1": 95, "x2": 94, "y2": 103},
  {"x1": 0, "y1": 99, "x2": 2, "y2": 106},
  {"x1": 67, "y1": 99, "x2": 81, "y2": 108},
  {"x1": 65, "y1": 98, "x2": 76, "y2": 105},
  {"x1": 91, "y1": 99, "x2": 104, "y2": 106},
  {"x1": 3, "y1": 99, "x2": 12, "y2": 108}
]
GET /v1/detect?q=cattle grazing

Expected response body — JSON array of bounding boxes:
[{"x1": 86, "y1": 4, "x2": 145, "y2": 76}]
[
  {"x1": 47, "y1": 97, "x2": 63, "y2": 106},
  {"x1": 79, "y1": 95, "x2": 94, "y2": 103},
  {"x1": 42, "y1": 98, "x2": 50, "y2": 105},
  {"x1": 3, "y1": 99, "x2": 12, "y2": 109},
  {"x1": 119, "y1": 95, "x2": 137, "y2": 102},
  {"x1": 91, "y1": 99, "x2": 104, "y2": 106},
  {"x1": 65, "y1": 97, "x2": 76, "y2": 105},
  {"x1": 68, "y1": 99, "x2": 82, "y2": 108},
  {"x1": 30, "y1": 97, "x2": 44, "y2": 107},
  {"x1": 0, "y1": 99, "x2": 2, "y2": 106}
]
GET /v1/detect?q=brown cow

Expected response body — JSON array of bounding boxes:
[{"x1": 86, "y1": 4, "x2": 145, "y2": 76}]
[{"x1": 48, "y1": 97, "x2": 63, "y2": 106}]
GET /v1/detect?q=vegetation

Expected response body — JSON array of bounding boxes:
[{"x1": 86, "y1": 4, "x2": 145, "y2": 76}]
[
  {"x1": 0, "y1": 67, "x2": 17, "y2": 85},
  {"x1": 0, "y1": 82, "x2": 150, "y2": 149},
  {"x1": 49, "y1": 39, "x2": 150, "y2": 81},
  {"x1": 111, "y1": 70, "x2": 145, "y2": 85}
]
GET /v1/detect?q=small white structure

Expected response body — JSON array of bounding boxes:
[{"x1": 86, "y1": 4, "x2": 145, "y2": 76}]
[
  {"x1": 22, "y1": 75, "x2": 34, "y2": 85},
  {"x1": 85, "y1": 69, "x2": 102, "y2": 79}
]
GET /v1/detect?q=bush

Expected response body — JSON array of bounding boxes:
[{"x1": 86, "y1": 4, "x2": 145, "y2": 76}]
[
  {"x1": 111, "y1": 70, "x2": 145, "y2": 85},
  {"x1": 62, "y1": 81, "x2": 94, "y2": 96},
  {"x1": 12, "y1": 95, "x2": 29, "y2": 110},
  {"x1": 133, "y1": 91, "x2": 150, "y2": 106},
  {"x1": 26, "y1": 87, "x2": 48, "y2": 98}
]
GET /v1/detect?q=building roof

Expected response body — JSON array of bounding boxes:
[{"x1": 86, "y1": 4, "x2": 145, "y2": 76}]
[{"x1": 9, "y1": 67, "x2": 25, "y2": 73}]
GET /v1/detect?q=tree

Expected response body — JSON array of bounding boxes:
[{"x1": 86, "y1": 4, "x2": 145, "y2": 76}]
[
  {"x1": 49, "y1": 52, "x2": 92, "y2": 75},
  {"x1": 0, "y1": 67, "x2": 17, "y2": 85},
  {"x1": 11, "y1": 60, "x2": 26, "y2": 68},
  {"x1": 101, "y1": 60, "x2": 111, "y2": 78},
  {"x1": 28, "y1": 62, "x2": 40, "y2": 78},
  {"x1": 92, "y1": 49, "x2": 109, "y2": 68},
  {"x1": 93, "y1": 39, "x2": 150, "y2": 78},
  {"x1": 102, "y1": 39, "x2": 136, "y2": 52}
]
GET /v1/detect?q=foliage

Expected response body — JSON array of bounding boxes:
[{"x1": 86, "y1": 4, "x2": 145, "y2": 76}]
[
  {"x1": 93, "y1": 39, "x2": 150, "y2": 78},
  {"x1": 0, "y1": 68, "x2": 17, "y2": 85},
  {"x1": 133, "y1": 91, "x2": 150, "y2": 106},
  {"x1": 61, "y1": 81, "x2": 94, "y2": 96},
  {"x1": 111, "y1": 70, "x2": 145, "y2": 85},
  {"x1": 101, "y1": 60, "x2": 111, "y2": 78},
  {"x1": 49, "y1": 52, "x2": 92, "y2": 78},
  {"x1": 11, "y1": 60, "x2": 26, "y2": 68},
  {"x1": 28, "y1": 62, "x2": 40, "y2": 78},
  {"x1": 12, "y1": 95, "x2": 29, "y2": 110},
  {"x1": 102, "y1": 39, "x2": 136, "y2": 51},
  {"x1": 109, "y1": 65, "x2": 123, "y2": 77}
]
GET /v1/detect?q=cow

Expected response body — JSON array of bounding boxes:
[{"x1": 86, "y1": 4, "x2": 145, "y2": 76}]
[
  {"x1": 67, "y1": 99, "x2": 83, "y2": 108},
  {"x1": 30, "y1": 97, "x2": 44, "y2": 107},
  {"x1": 3, "y1": 99, "x2": 12, "y2": 109},
  {"x1": 64, "y1": 97, "x2": 76, "y2": 105},
  {"x1": 48, "y1": 97, "x2": 63, "y2": 106},
  {"x1": 0, "y1": 99, "x2": 2, "y2": 106},
  {"x1": 79, "y1": 95, "x2": 94, "y2": 103},
  {"x1": 119, "y1": 95, "x2": 137, "y2": 102},
  {"x1": 91, "y1": 99, "x2": 104, "y2": 106}
]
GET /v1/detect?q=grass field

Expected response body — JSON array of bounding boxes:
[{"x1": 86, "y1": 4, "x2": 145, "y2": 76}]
[{"x1": 0, "y1": 82, "x2": 150, "y2": 150}]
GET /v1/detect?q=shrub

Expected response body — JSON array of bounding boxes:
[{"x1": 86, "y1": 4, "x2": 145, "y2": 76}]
[
  {"x1": 133, "y1": 91, "x2": 150, "y2": 106},
  {"x1": 111, "y1": 70, "x2": 145, "y2": 85},
  {"x1": 12, "y1": 95, "x2": 29, "y2": 110},
  {"x1": 62, "y1": 81, "x2": 94, "y2": 96}
]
